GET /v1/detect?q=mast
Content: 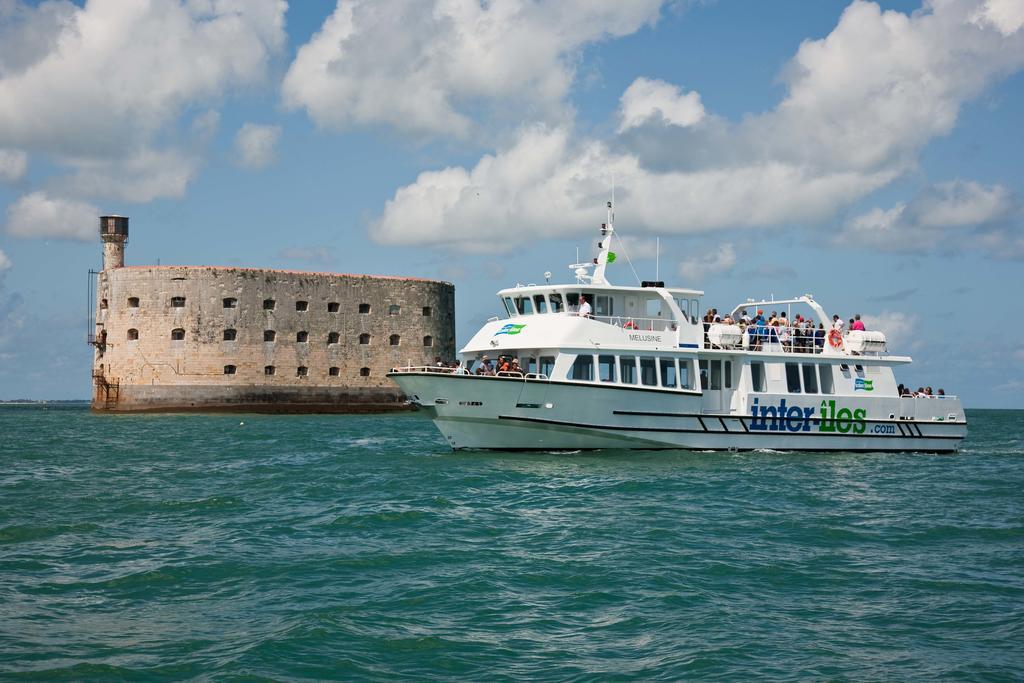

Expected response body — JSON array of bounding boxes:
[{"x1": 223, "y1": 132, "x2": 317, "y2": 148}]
[
  {"x1": 591, "y1": 200, "x2": 615, "y2": 285},
  {"x1": 568, "y1": 200, "x2": 616, "y2": 285}
]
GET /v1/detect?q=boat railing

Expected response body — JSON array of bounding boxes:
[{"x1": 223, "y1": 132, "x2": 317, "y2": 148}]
[
  {"x1": 390, "y1": 365, "x2": 465, "y2": 374},
  {"x1": 590, "y1": 315, "x2": 677, "y2": 332},
  {"x1": 703, "y1": 324, "x2": 890, "y2": 356},
  {"x1": 389, "y1": 365, "x2": 548, "y2": 380}
]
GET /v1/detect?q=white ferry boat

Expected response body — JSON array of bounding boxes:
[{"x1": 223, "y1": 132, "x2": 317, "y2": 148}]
[{"x1": 389, "y1": 203, "x2": 966, "y2": 452}]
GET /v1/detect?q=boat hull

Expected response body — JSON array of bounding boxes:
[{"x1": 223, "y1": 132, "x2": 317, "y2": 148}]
[{"x1": 390, "y1": 372, "x2": 967, "y2": 453}]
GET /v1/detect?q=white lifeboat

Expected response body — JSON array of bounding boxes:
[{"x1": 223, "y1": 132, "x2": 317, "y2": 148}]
[
  {"x1": 707, "y1": 323, "x2": 742, "y2": 349},
  {"x1": 846, "y1": 330, "x2": 887, "y2": 354}
]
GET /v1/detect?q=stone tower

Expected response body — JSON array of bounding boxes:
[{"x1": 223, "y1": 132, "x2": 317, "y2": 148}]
[{"x1": 100, "y1": 215, "x2": 129, "y2": 270}]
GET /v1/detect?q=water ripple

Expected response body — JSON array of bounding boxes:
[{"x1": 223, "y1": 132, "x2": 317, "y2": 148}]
[{"x1": 0, "y1": 406, "x2": 1021, "y2": 680}]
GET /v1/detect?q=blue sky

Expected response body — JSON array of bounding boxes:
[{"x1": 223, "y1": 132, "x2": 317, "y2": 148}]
[{"x1": 0, "y1": 0, "x2": 1022, "y2": 406}]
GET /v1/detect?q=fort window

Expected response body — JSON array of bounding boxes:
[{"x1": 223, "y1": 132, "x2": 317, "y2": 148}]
[
  {"x1": 128, "y1": 297, "x2": 139, "y2": 308},
  {"x1": 328, "y1": 332, "x2": 340, "y2": 345},
  {"x1": 297, "y1": 331, "x2": 309, "y2": 343},
  {"x1": 171, "y1": 328, "x2": 185, "y2": 341},
  {"x1": 388, "y1": 304, "x2": 401, "y2": 315},
  {"x1": 360, "y1": 367, "x2": 370, "y2": 377},
  {"x1": 223, "y1": 297, "x2": 237, "y2": 308},
  {"x1": 329, "y1": 367, "x2": 340, "y2": 377},
  {"x1": 171, "y1": 296, "x2": 186, "y2": 308},
  {"x1": 263, "y1": 299, "x2": 276, "y2": 310},
  {"x1": 359, "y1": 303, "x2": 371, "y2": 314},
  {"x1": 100, "y1": 298, "x2": 108, "y2": 310},
  {"x1": 389, "y1": 334, "x2": 401, "y2": 346},
  {"x1": 264, "y1": 365, "x2": 275, "y2": 376},
  {"x1": 127, "y1": 328, "x2": 139, "y2": 341},
  {"x1": 359, "y1": 333, "x2": 371, "y2": 345},
  {"x1": 328, "y1": 302, "x2": 340, "y2": 313},
  {"x1": 296, "y1": 300, "x2": 308, "y2": 312},
  {"x1": 423, "y1": 335, "x2": 433, "y2": 347},
  {"x1": 264, "y1": 330, "x2": 276, "y2": 342},
  {"x1": 422, "y1": 306, "x2": 432, "y2": 316},
  {"x1": 223, "y1": 329, "x2": 237, "y2": 341},
  {"x1": 224, "y1": 365, "x2": 236, "y2": 375},
  {"x1": 297, "y1": 366, "x2": 308, "y2": 377}
]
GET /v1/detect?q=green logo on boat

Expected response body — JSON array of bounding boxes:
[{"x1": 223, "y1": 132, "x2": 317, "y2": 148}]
[
  {"x1": 494, "y1": 323, "x2": 526, "y2": 336},
  {"x1": 854, "y1": 378, "x2": 873, "y2": 391}
]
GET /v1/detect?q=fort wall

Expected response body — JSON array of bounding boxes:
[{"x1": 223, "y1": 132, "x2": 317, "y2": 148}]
[{"x1": 92, "y1": 265, "x2": 455, "y2": 412}]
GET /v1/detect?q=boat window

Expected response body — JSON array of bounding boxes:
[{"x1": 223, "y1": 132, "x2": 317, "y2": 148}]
[
  {"x1": 660, "y1": 358, "x2": 677, "y2": 388},
  {"x1": 515, "y1": 297, "x2": 533, "y2": 315},
  {"x1": 699, "y1": 360, "x2": 709, "y2": 390},
  {"x1": 679, "y1": 359, "x2": 694, "y2": 390},
  {"x1": 690, "y1": 299, "x2": 700, "y2": 324},
  {"x1": 533, "y1": 295, "x2": 548, "y2": 314},
  {"x1": 645, "y1": 299, "x2": 662, "y2": 318},
  {"x1": 785, "y1": 363, "x2": 802, "y2": 393},
  {"x1": 598, "y1": 355, "x2": 616, "y2": 383},
  {"x1": 566, "y1": 292, "x2": 580, "y2": 312},
  {"x1": 819, "y1": 365, "x2": 835, "y2": 394},
  {"x1": 539, "y1": 356, "x2": 555, "y2": 378},
  {"x1": 675, "y1": 298, "x2": 688, "y2": 319},
  {"x1": 709, "y1": 360, "x2": 722, "y2": 390},
  {"x1": 802, "y1": 364, "x2": 818, "y2": 394},
  {"x1": 621, "y1": 356, "x2": 637, "y2": 385},
  {"x1": 595, "y1": 295, "x2": 613, "y2": 317},
  {"x1": 503, "y1": 297, "x2": 516, "y2": 316},
  {"x1": 549, "y1": 293, "x2": 564, "y2": 313},
  {"x1": 640, "y1": 357, "x2": 658, "y2": 386},
  {"x1": 854, "y1": 364, "x2": 864, "y2": 375},
  {"x1": 569, "y1": 354, "x2": 594, "y2": 381},
  {"x1": 525, "y1": 357, "x2": 537, "y2": 375},
  {"x1": 751, "y1": 362, "x2": 766, "y2": 392},
  {"x1": 724, "y1": 361, "x2": 733, "y2": 389}
]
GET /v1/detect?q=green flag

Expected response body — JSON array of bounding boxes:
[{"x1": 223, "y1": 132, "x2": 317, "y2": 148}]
[{"x1": 607, "y1": 251, "x2": 617, "y2": 264}]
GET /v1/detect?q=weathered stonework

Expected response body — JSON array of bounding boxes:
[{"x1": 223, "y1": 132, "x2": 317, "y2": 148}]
[{"x1": 92, "y1": 266, "x2": 455, "y2": 412}]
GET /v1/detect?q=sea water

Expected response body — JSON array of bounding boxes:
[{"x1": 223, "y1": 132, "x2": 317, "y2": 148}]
[{"x1": 1, "y1": 406, "x2": 1022, "y2": 680}]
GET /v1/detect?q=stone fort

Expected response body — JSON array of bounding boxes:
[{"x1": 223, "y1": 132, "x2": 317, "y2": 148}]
[{"x1": 91, "y1": 216, "x2": 455, "y2": 412}]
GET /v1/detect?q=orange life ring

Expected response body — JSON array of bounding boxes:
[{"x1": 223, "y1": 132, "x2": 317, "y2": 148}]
[{"x1": 828, "y1": 329, "x2": 843, "y2": 349}]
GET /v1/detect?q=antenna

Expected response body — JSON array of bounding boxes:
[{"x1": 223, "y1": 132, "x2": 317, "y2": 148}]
[{"x1": 656, "y1": 237, "x2": 660, "y2": 282}]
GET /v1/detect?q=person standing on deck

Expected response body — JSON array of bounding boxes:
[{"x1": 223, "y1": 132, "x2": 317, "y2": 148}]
[{"x1": 578, "y1": 296, "x2": 592, "y2": 318}]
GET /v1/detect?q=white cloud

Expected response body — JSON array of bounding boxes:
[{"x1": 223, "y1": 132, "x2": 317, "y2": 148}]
[
  {"x1": 0, "y1": 0, "x2": 286, "y2": 208},
  {"x1": 235, "y1": 123, "x2": 282, "y2": 170},
  {"x1": 53, "y1": 148, "x2": 200, "y2": 203},
  {"x1": 0, "y1": 248, "x2": 10, "y2": 271},
  {"x1": 678, "y1": 242, "x2": 736, "y2": 283},
  {"x1": 4, "y1": 191, "x2": 98, "y2": 241},
  {"x1": 618, "y1": 77, "x2": 705, "y2": 132},
  {"x1": 971, "y1": 0, "x2": 1024, "y2": 35},
  {"x1": 836, "y1": 180, "x2": 1020, "y2": 256},
  {"x1": 0, "y1": 0, "x2": 286, "y2": 156},
  {"x1": 860, "y1": 311, "x2": 920, "y2": 351},
  {"x1": 371, "y1": 0, "x2": 1024, "y2": 249},
  {"x1": 0, "y1": 147, "x2": 27, "y2": 182},
  {"x1": 283, "y1": 0, "x2": 664, "y2": 137},
  {"x1": 373, "y1": 123, "x2": 897, "y2": 249}
]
